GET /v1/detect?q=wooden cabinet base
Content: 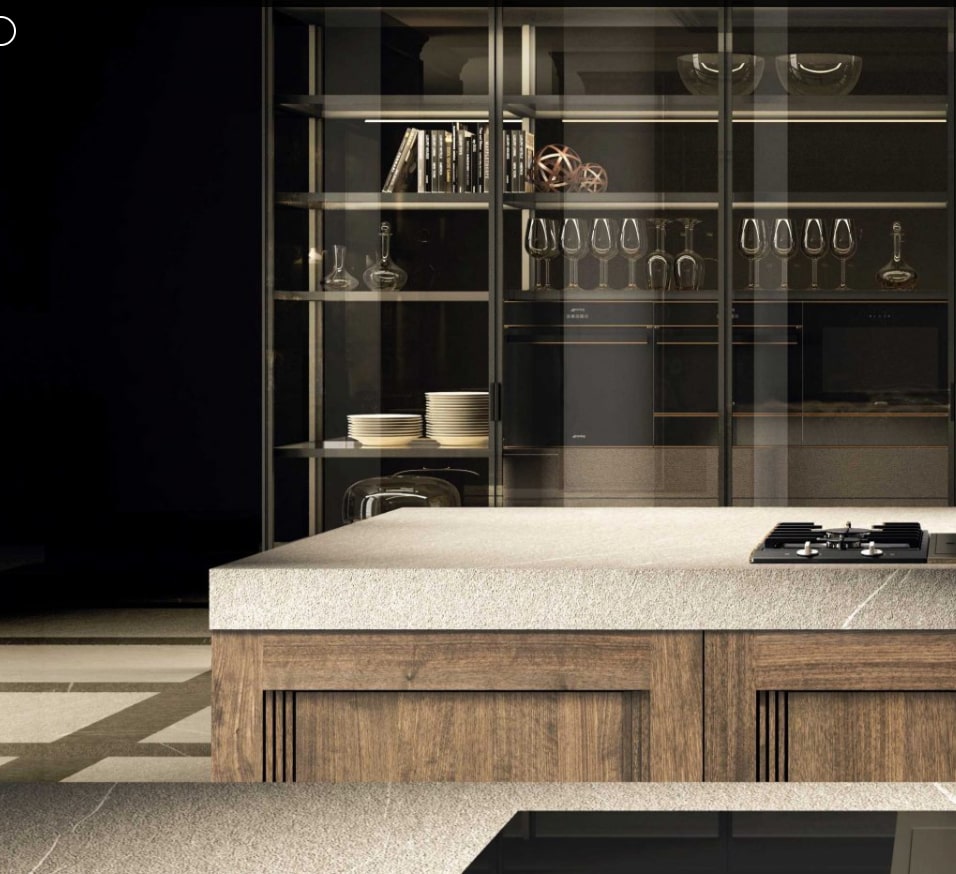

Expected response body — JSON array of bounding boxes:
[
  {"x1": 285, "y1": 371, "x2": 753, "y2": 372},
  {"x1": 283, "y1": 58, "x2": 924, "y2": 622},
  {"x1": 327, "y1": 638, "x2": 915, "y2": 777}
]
[
  {"x1": 213, "y1": 629, "x2": 956, "y2": 783},
  {"x1": 212, "y1": 631, "x2": 701, "y2": 782},
  {"x1": 705, "y1": 632, "x2": 956, "y2": 782}
]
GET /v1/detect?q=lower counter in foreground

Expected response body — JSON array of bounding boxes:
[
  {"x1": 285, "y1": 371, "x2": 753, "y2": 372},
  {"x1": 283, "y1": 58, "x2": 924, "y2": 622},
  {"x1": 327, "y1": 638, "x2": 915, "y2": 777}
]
[{"x1": 211, "y1": 629, "x2": 956, "y2": 783}]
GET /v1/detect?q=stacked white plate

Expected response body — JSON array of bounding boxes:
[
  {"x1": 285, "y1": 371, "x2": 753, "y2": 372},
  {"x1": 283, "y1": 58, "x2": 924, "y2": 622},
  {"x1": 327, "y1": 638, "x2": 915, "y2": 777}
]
[
  {"x1": 347, "y1": 413, "x2": 422, "y2": 447},
  {"x1": 425, "y1": 392, "x2": 489, "y2": 447}
]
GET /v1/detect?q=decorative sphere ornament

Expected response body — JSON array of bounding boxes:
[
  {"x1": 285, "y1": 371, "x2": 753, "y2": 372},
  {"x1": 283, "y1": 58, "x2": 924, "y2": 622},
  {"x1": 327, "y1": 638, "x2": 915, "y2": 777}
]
[
  {"x1": 529, "y1": 144, "x2": 582, "y2": 193},
  {"x1": 570, "y1": 162, "x2": 609, "y2": 193}
]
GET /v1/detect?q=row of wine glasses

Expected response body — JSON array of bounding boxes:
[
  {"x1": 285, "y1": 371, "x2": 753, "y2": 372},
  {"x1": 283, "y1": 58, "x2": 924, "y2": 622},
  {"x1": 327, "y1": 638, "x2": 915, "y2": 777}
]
[
  {"x1": 525, "y1": 217, "x2": 705, "y2": 292},
  {"x1": 739, "y1": 217, "x2": 857, "y2": 291}
]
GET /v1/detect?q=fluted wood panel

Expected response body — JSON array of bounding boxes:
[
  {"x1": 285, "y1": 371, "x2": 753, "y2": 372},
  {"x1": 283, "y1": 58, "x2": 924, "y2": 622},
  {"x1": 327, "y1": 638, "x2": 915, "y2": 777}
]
[
  {"x1": 294, "y1": 691, "x2": 642, "y2": 782},
  {"x1": 786, "y1": 692, "x2": 956, "y2": 782}
]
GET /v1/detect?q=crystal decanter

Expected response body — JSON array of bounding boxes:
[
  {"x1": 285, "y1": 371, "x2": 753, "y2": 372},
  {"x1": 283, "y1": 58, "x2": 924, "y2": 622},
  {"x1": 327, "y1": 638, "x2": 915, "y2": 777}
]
[
  {"x1": 363, "y1": 221, "x2": 408, "y2": 291},
  {"x1": 876, "y1": 221, "x2": 918, "y2": 290}
]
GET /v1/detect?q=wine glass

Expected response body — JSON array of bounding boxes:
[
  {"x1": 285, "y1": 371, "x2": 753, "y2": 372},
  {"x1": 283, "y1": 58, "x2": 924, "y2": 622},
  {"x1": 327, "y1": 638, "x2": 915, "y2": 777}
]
[
  {"x1": 525, "y1": 217, "x2": 559, "y2": 291},
  {"x1": 560, "y1": 218, "x2": 590, "y2": 290},
  {"x1": 674, "y1": 217, "x2": 704, "y2": 291},
  {"x1": 770, "y1": 218, "x2": 797, "y2": 290},
  {"x1": 739, "y1": 218, "x2": 769, "y2": 290},
  {"x1": 590, "y1": 218, "x2": 618, "y2": 290},
  {"x1": 619, "y1": 218, "x2": 646, "y2": 290},
  {"x1": 830, "y1": 217, "x2": 857, "y2": 291},
  {"x1": 802, "y1": 218, "x2": 828, "y2": 290},
  {"x1": 646, "y1": 218, "x2": 674, "y2": 292}
]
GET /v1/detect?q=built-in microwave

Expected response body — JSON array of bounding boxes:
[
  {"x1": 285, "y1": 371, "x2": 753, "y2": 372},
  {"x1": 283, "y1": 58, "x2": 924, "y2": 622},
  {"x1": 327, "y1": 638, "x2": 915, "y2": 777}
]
[{"x1": 802, "y1": 301, "x2": 948, "y2": 410}]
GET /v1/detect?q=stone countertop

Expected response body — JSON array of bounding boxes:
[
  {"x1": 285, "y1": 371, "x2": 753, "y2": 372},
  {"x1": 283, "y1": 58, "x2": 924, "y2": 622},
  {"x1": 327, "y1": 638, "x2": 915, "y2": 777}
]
[
  {"x1": 2, "y1": 783, "x2": 954, "y2": 874},
  {"x1": 209, "y1": 507, "x2": 956, "y2": 630}
]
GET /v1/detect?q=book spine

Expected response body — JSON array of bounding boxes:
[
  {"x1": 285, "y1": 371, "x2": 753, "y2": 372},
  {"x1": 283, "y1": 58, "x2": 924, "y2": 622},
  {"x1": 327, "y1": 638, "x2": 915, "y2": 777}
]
[
  {"x1": 431, "y1": 130, "x2": 441, "y2": 192},
  {"x1": 463, "y1": 134, "x2": 472, "y2": 193},
  {"x1": 394, "y1": 127, "x2": 419, "y2": 193},
  {"x1": 444, "y1": 130, "x2": 452, "y2": 193},
  {"x1": 524, "y1": 130, "x2": 535, "y2": 193},
  {"x1": 482, "y1": 124, "x2": 489, "y2": 194},
  {"x1": 504, "y1": 129, "x2": 512, "y2": 193},
  {"x1": 424, "y1": 130, "x2": 433, "y2": 192},
  {"x1": 382, "y1": 127, "x2": 412, "y2": 193},
  {"x1": 451, "y1": 126, "x2": 459, "y2": 193},
  {"x1": 416, "y1": 129, "x2": 426, "y2": 192}
]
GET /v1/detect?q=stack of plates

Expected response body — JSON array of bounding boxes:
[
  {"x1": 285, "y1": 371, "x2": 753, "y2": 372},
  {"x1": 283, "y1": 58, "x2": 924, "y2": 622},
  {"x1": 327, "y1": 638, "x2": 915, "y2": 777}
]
[
  {"x1": 425, "y1": 392, "x2": 489, "y2": 447},
  {"x1": 347, "y1": 414, "x2": 422, "y2": 447}
]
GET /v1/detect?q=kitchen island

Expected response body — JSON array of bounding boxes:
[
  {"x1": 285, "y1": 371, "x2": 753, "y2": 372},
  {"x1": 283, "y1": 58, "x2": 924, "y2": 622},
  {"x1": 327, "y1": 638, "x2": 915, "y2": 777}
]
[{"x1": 210, "y1": 507, "x2": 956, "y2": 783}]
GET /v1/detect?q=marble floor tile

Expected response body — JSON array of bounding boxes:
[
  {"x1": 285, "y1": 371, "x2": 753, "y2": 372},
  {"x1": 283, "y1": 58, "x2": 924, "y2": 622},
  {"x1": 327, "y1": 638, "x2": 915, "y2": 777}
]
[
  {"x1": 0, "y1": 608, "x2": 209, "y2": 639},
  {"x1": 0, "y1": 756, "x2": 15, "y2": 766},
  {"x1": 62, "y1": 756, "x2": 211, "y2": 782},
  {"x1": 140, "y1": 707, "x2": 211, "y2": 744},
  {"x1": 0, "y1": 644, "x2": 210, "y2": 683},
  {"x1": 0, "y1": 692, "x2": 156, "y2": 743}
]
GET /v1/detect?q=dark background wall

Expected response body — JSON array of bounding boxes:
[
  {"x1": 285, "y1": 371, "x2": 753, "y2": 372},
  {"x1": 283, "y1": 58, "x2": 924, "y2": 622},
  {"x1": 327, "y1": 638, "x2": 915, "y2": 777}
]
[{"x1": 0, "y1": 6, "x2": 262, "y2": 607}]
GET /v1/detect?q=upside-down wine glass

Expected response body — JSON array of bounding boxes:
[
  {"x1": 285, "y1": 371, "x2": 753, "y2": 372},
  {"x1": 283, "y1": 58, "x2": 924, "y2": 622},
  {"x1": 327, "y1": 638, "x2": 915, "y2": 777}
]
[
  {"x1": 560, "y1": 218, "x2": 590, "y2": 290},
  {"x1": 674, "y1": 217, "x2": 704, "y2": 291},
  {"x1": 619, "y1": 217, "x2": 646, "y2": 290},
  {"x1": 830, "y1": 217, "x2": 857, "y2": 291},
  {"x1": 646, "y1": 218, "x2": 674, "y2": 292},
  {"x1": 739, "y1": 217, "x2": 769, "y2": 290},
  {"x1": 590, "y1": 218, "x2": 618, "y2": 290},
  {"x1": 802, "y1": 217, "x2": 828, "y2": 290},
  {"x1": 771, "y1": 218, "x2": 796, "y2": 290},
  {"x1": 525, "y1": 217, "x2": 559, "y2": 292}
]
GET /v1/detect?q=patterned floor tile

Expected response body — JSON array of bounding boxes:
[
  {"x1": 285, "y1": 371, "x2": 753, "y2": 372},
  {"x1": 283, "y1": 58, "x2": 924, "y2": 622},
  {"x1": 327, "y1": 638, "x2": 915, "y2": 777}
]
[
  {"x1": 62, "y1": 756, "x2": 211, "y2": 782},
  {"x1": 0, "y1": 644, "x2": 210, "y2": 682},
  {"x1": 0, "y1": 692, "x2": 156, "y2": 743},
  {"x1": 140, "y1": 706, "x2": 211, "y2": 744}
]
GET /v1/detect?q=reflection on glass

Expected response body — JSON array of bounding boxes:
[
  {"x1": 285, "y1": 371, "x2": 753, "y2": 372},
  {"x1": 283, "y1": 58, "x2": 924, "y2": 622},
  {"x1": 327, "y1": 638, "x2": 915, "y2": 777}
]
[
  {"x1": 324, "y1": 244, "x2": 360, "y2": 290},
  {"x1": 739, "y1": 218, "x2": 769, "y2": 291},
  {"x1": 771, "y1": 219, "x2": 796, "y2": 291},
  {"x1": 561, "y1": 218, "x2": 590, "y2": 290},
  {"x1": 619, "y1": 218, "x2": 646, "y2": 290},
  {"x1": 590, "y1": 218, "x2": 618, "y2": 290},
  {"x1": 801, "y1": 218, "x2": 828, "y2": 291}
]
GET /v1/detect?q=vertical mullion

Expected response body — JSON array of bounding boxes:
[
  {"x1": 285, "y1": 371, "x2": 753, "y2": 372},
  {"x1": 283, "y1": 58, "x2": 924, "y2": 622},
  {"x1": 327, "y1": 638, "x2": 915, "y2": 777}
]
[
  {"x1": 948, "y1": 7, "x2": 955, "y2": 505},
  {"x1": 717, "y1": 5, "x2": 734, "y2": 506},
  {"x1": 491, "y1": 4, "x2": 504, "y2": 507},
  {"x1": 310, "y1": 21, "x2": 324, "y2": 534},
  {"x1": 263, "y1": 8, "x2": 276, "y2": 549}
]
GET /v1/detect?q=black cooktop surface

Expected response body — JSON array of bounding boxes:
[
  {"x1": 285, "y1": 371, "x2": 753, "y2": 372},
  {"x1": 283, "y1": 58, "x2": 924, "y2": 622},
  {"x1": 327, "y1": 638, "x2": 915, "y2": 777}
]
[{"x1": 750, "y1": 521, "x2": 930, "y2": 564}]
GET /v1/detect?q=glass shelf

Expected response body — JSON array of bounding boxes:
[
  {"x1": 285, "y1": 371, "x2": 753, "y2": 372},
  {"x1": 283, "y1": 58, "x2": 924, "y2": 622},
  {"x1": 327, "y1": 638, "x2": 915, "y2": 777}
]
[
  {"x1": 503, "y1": 95, "x2": 717, "y2": 122},
  {"x1": 276, "y1": 440, "x2": 492, "y2": 459},
  {"x1": 732, "y1": 195, "x2": 948, "y2": 209},
  {"x1": 277, "y1": 95, "x2": 493, "y2": 121},
  {"x1": 274, "y1": 290, "x2": 490, "y2": 302},
  {"x1": 506, "y1": 289, "x2": 718, "y2": 303},
  {"x1": 276, "y1": 192, "x2": 490, "y2": 210},
  {"x1": 732, "y1": 96, "x2": 948, "y2": 123},
  {"x1": 504, "y1": 193, "x2": 719, "y2": 210}
]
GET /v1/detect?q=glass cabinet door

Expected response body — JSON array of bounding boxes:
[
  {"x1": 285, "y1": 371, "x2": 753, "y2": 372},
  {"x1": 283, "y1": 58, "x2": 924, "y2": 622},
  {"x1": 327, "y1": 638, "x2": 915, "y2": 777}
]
[
  {"x1": 499, "y1": 6, "x2": 722, "y2": 508},
  {"x1": 730, "y1": 6, "x2": 953, "y2": 506},
  {"x1": 269, "y1": 7, "x2": 494, "y2": 542}
]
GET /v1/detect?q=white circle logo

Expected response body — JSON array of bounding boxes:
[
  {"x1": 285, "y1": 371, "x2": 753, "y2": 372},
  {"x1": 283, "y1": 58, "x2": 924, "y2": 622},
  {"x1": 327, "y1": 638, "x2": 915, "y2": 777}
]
[{"x1": 0, "y1": 16, "x2": 15, "y2": 47}]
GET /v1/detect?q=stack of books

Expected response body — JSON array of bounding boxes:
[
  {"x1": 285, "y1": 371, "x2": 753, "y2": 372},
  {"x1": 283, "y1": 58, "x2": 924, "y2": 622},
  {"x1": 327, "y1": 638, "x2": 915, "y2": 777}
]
[{"x1": 381, "y1": 125, "x2": 535, "y2": 194}]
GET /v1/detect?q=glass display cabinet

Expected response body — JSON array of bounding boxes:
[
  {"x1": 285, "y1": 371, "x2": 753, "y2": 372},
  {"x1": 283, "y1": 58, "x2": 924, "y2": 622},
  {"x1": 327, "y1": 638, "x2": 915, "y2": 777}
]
[{"x1": 265, "y1": 5, "x2": 954, "y2": 544}]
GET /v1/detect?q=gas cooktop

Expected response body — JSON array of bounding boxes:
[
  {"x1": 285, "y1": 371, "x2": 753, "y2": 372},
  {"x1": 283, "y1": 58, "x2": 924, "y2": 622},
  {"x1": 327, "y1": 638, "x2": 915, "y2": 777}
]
[{"x1": 750, "y1": 521, "x2": 931, "y2": 563}]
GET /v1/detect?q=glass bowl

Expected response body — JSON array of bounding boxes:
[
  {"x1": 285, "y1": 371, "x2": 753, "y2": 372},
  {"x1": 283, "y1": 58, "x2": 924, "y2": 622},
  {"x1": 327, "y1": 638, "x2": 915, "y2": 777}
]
[
  {"x1": 775, "y1": 53, "x2": 862, "y2": 96},
  {"x1": 676, "y1": 53, "x2": 765, "y2": 96}
]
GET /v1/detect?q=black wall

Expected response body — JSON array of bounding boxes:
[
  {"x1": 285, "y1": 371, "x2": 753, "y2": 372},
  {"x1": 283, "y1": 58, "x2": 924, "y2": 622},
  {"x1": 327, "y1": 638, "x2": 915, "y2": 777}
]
[{"x1": 0, "y1": 6, "x2": 261, "y2": 606}]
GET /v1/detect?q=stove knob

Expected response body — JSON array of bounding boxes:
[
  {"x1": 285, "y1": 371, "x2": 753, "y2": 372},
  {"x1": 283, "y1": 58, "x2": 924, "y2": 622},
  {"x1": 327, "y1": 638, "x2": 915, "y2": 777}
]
[
  {"x1": 861, "y1": 541, "x2": 883, "y2": 557},
  {"x1": 796, "y1": 540, "x2": 819, "y2": 557}
]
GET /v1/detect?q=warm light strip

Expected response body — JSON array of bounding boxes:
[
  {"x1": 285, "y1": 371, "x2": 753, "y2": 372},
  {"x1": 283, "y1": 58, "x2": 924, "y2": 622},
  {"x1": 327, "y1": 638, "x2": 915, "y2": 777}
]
[
  {"x1": 734, "y1": 202, "x2": 947, "y2": 209},
  {"x1": 363, "y1": 117, "x2": 522, "y2": 123},
  {"x1": 734, "y1": 118, "x2": 947, "y2": 124}
]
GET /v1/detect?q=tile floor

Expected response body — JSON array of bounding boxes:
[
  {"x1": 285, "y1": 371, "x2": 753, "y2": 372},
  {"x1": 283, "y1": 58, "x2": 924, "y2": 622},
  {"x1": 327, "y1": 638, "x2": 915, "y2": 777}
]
[{"x1": 0, "y1": 608, "x2": 211, "y2": 782}]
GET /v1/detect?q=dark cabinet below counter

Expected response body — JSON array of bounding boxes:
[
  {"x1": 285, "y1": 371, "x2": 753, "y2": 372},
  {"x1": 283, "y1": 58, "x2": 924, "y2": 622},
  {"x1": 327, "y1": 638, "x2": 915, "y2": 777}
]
[{"x1": 212, "y1": 630, "x2": 956, "y2": 783}]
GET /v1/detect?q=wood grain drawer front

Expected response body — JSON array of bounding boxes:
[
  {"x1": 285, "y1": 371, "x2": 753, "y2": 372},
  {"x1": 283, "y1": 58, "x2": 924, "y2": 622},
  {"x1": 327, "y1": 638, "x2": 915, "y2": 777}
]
[
  {"x1": 294, "y1": 691, "x2": 647, "y2": 782},
  {"x1": 786, "y1": 692, "x2": 956, "y2": 782}
]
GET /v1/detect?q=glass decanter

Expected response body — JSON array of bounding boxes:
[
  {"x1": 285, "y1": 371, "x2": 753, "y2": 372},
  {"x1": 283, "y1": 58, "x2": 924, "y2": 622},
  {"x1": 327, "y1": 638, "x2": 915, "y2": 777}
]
[
  {"x1": 645, "y1": 218, "x2": 674, "y2": 292},
  {"x1": 876, "y1": 221, "x2": 918, "y2": 290},
  {"x1": 363, "y1": 221, "x2": 408, "y2": 291},
  {"x1": 323, "y1": 244, "x2": 359, "y2": 290},
  {"x1": 674, "y1": 217, "x2": 704, "y2": 291}
]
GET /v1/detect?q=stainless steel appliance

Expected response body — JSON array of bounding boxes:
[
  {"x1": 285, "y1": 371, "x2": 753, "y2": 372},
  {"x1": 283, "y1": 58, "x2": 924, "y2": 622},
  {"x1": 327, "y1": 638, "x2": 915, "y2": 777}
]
[{"x1": 750, "y1": 520, "x2": 936, "y2": 563}]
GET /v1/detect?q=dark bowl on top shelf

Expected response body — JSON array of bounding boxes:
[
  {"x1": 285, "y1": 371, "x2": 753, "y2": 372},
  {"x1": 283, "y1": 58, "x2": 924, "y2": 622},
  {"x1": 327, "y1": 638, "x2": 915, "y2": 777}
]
[{"x1": 677, "y1": 53, "x2": 764, "y2": 96}]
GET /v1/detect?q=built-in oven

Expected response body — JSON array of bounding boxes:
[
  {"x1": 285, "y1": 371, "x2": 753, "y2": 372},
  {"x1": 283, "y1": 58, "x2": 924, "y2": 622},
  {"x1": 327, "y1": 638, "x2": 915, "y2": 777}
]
[
  {"x1": 802, "y1": 301, "x2": 948, "y2": 410},
  {"x1": 503, "y1": 301, "x2": 654, "y2": 447},
  {"x1": 732, "y1": 302, "x2": 803, "y2": 414}
]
